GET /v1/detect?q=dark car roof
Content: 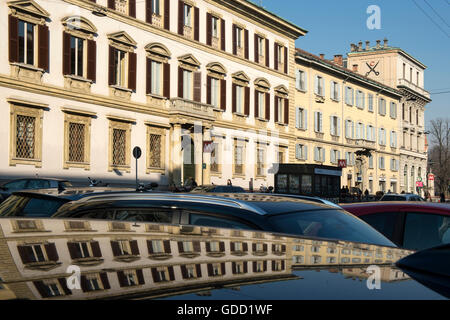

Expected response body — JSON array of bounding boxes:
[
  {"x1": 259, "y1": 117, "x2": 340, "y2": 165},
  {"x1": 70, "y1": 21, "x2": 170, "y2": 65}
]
[
  {"x1": 2, "y1": 177, "x2": 69, "y2": 184},
  {"x1": 341, "y1": 202, "x2": 450, "y2": 216}
]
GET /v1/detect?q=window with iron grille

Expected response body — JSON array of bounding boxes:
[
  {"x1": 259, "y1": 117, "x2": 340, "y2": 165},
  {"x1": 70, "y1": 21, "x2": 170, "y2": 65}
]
[
  {"x1": 16, "y1": 115, "x2": 36, "y2": 159},
  {"x1": 149, "y1": 134, "x2": 162, "y2": 168},
  {"x1": 234, "y1": 145, "x2": 244, "y2": 175},
  {"x1": 112, "y1": 128, "x2": 126, "y2": 165},
  {"x1": 68, "y1": 122, "x2": 85, "y2": 163},
  {"x1": 211, "y1": 142, "x2": 219, "y2": 172}
]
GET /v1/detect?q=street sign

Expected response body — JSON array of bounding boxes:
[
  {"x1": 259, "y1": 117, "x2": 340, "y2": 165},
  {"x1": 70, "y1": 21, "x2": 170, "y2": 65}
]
[
  {"x1": 203, "y1": 141, "x2": 214, "y2": 153},
  {"x1": 338, "y1": 159, "x2": 347, "y2": 168},
  {"x1": 416, "y1": 181, "x2": 423, "y2": 187},
  {"x1": 133, "y1": 146, "x2": 142, "y2": 159}
]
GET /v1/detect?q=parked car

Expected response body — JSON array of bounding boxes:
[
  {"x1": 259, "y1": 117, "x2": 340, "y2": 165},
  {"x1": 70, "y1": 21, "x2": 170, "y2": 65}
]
[
  {"x1": 0, "y1": 178, "x2": 72, "y2": 203},
  {"x1": 0, "y1": 217, "x2": 446, "y2": 300},
  {"x1": 51, "y1": 193, "x2": 395, "y2": 247},
  {"x1": 341, "y1": 202, "x2": 450, "y2": 251},
  {"x1": 379, "y1": 193, "x2": 425, "y2": 202},
  {"x1": 190, "y1": 185, "x2": 246, "y2": 193}
]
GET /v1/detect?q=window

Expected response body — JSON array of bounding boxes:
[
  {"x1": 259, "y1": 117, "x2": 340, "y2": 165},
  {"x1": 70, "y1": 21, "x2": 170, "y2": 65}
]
[
  {"x1": 256, "y1": 148, "x2": 265, "y2": 176},
  {"x1": 390, "y1": 131, "x2": 397, "y2": 148},
  {"x1": 378, "y1": 98, "x2": 386, "y2": 116},
  {"x1": 113, "y1": 49, "x2": 127, "y2": 87},
  {"x1": 345, "y1": 119, "x2": 354, "y2": 139},
  {"x1": 63, "y1": 112, "x2": 91, "y2": 169},
  {"x1": 330, "y1": 149, "x2": 340, "y2": 164},
  {"x1": 416, "y1": 109, "x2": 419, "y2": 125},
  {"x1": 296, "y1": 107, "x2": 307, "y2": 130},
  {"x1": 368, "y1": 94, "x2": 374, "y2": 112},
  {"x1": 210, "y1": 141, "x2": 220, "y2": 173},
  {"x1": 379, "y1": 156, "x2": 385, "y2": 170},
  {"x1": 403, "y1": 63, "x2": 406, "y2": 78},
  {"x1": 314, "y1": 146, "x2": 325, "y2": 162},
  {"x1": 355, "y1": 90, "x2": 365, "y2": 109},
  {"x1": 390, "y1": 158, "x2": 399, "y2": 171},
  {"x1": 211, "y1": 16, "x2": 218, "y2": 38},
  {"x1": 417, "y1": 71, "x2": 419, "y2": 86},
  {"x1": 152, "y1": 0, "x2": 161, "y2": 15},
  {"x1": 403, "y1": 213, "x2": 450, "y2": 251},
  {"x1": 330, "y1": 81, "x2": 340, "y2": 101},
  {"x1": 330, "y1": 116, "x2": 340, "y2": 136},
  {"x1": 183, "y1": 3, "x2": 192, "y2": 27},
  {"x1": 296, "y1": 70, "x2": 307, "y2": 91},
  {"x1": 345, "y1": 151, "x2": 355, "y2": 166},
  {"x1": 314, "y1": 75, "x2": 324, "y2": 96},
  {"x1": 355, "y1": 122, "x2": 364, "y2": 140},
  {"x1": 379, "y1": 128, "x2": 386, "y2": 146},
  {"x1": 390, "y1": 102, "x2": 397, "y2": 119},
  {"x1": 235, "y1": 85, "x2": 244, "y2": 114},
  {"x1": 109, "y1": 120, "x2": 131, "y2": 171},
  {"x1": 151, "y1": 60, "x2": 162, "y2": 95},
  {"x1": 366, "y1": 125, "x2": 375, "y2": 142},
  {"x1": 235, "y1": 26, "x2": 242, "y2": 48},
  {"x1": 147, "y1": 127, "x2": 165, "y2": 171},
  {"x1": 276, "y1": 97, "x2": 284, "y2": 123},
  {"x1": 314, "y1": 111, "x2": 323, "y2": 133},
  {"x1": 70, "y1": 36, "x2": 84, "y2": 77},
  {"x1": 234, "y1": 142, "x2": 245, "y2": 175},
  {"x1": 182, "y1": 69, "x2": 193, "y2": 100},
  {"x1": 18, "y1": 20, "x2": 35, "y2": 65},
  {"x1": 368, "y1": 155, "x2": 374, "y2": 169},
  {"x1": 258, "y1": 36, "x2": 264, "y2": 57},
  {"x1": 345, "y1": 86, "x2": 354, "y2": 106},
  {"x1": 210, "y1": 77, "x2": 220, "y2": 108},
  {"x1": 295, "y1": 144, "x2": 307, "y2": 160}
]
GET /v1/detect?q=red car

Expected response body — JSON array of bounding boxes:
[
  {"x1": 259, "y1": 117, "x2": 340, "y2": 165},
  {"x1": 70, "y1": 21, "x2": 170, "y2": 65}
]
[{"x1": 341, "y1": 202, "x2": 450, "y2": 251}]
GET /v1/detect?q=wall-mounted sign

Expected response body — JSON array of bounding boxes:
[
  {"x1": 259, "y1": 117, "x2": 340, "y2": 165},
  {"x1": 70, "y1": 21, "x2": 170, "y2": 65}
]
[{"x1": 338, "y1": 159, "x2": 347, "y2": 168}]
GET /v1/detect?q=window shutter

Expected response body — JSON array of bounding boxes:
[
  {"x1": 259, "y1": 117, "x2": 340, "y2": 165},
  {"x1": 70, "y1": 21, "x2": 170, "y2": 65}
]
[
  {"x1": 220, "y1": 79, "x2": 226, "y2": 111},
  {"x1": 330, "y1": 116, "x2": 334, "y2": 134},
  {"x1": 17, "y1": 245, "x2": 33, "y2": 264},
  {"x1": 117, "y1": 271, "x2": 127, "y2": 287},
  {"x1": 321, "y1": 148, "x2": 325, "y2": 162},
  {"x1": 180, "y1": 265, "x2": 188, "y2": 278},
  {"x1": 206, "y1": 75, "x2": 211, "y2": 105},
  {"x1": 206, "y1": 13, "x2": 212, "y2": 46},
  {"x1": 295, "y1": 144, "x2": 300, "y2": 159},
  {"x1": 274, "y1": 43, "x2": 278, "y2": 70},
  {"x1": 100, "y1": 273, "x2": 110, "y2": 289},
  {"x1": 254, "y1": 90, "x2": 259, "y2": 118},
  {"x1": 87, "y1": 39, "x2": 96, "y2": 82},
  {"x1": 244, "y1": 29, "x2": 249, "y2": 59},
  {"x1": 34, "y1": 281, "x2": 50, "y2": 298},
  {"x1": 163, "y1": 240, "x2": 171, "y2": 253},
  {"x1": 194, "y1": 7, "x2": 199, "y2": 41},
  {"x1": 351, "y1": 121, "x2": 354, "y2": 139},
  {"x1": 128, "y1": 52, "x2": 137, "y2": 91},
  {"x1": 195, "y1": 264, "x2": 202, "y2": 277},
  {"x1": 67, "y1": 242, "x2": 80, "y2": 259},
  {"x1": 296, "y1": 108, "x2": 300, "y2": 128},
  {"x1": 168, "y1": 266, "x2": 175, "y2": 281},
  {"x1": 274, "y1": 96, "x2": 278, "y2": 123},
  {"x1": 331, "y1": 150, "x2": 335, "y2": 163},
  {"x1": 254, "y1": 34, "x2": 259, "y2": 63},
  {"x1": 146, "y1": 0, "x2": 152, "y2": 23},
  {"x1": 136, "y1": 269, "x2": 145, "y2": 285},
  {"x1": 163, "y1": 62, "x2": 170, "y2": 98},
  {"x1": 284, "y1": 46, "x2": 288, "y2": 74},
  {"x1": 164, "y1": 0, "x2": 170, "y2": 30},
  {"x1": 220, "y1": 18, "x2": 225, "y2": 51},
  {"x1": 38, "y1": 24, "x2": 49, "y2": 71},
  {"x1": 110, "y1": 240, "x2": 121, "y2": 256},
  {"x1": 244, "y1": 86, "x2": 250, "y2": 116},
  {"x1": 207, "y1": 264, "x2": 214, "y2": 276},
  {"x1": 303, "y1": 145, "x2": 308, "y2": 160},
  {"x1": 296, "y1": 71, "x2": 301, "y2": 90},
  {"x1": 319, "y1": 112, "x2": 323, "y2": 132},
  {"x1": 151, "y1": 268, "x2": 160, "y2": 282},
  {"x1": 129, "y1": 0, "x2": 136, "y2": 18},
  {"x1": 91, "y1": 241, "x2": 102, "y2": 257},
  {"x1": 265, "y1": 39, "x2": 270, "y2": 67},
  {"x1": 265, "y1": 92, "x2": 270, "y2": 121},
  {"x1": 108, "y1": 45, "x2": 115, "y2": 85},
  {"x1": 45, "y1": 243, "x2": 59, "y2": 262},
  {"x1": 130, "y1": 240, "x2": 140, "y2": 255},
  {"x1": 58, "y1": 278, "x2": 72, "y2": 296},
  {"x1": 8, "y1": 15, "x2": 19, "y2": 63},
  {"x1": 314, "y1": 112, "x2": 318, "y2": 132},
  {"x1": 314, "y1": 76, "x2": 318, "y2": 95},
  {"x1": 63, "y1": 32, "x2": 71, "y2": 75},
  {"x1": 178, "y1": 67, "x2": 183, "y2": 98},
  {"x1": 337, "y1": 117, "x2": 341, "y2": 136},
  {"x1": 178, "y1": 1, "x2": 183, "y2": 35},
  {"x1": 232, "y1": 83, "x2": 236, "y2": 113},
  {"x1": 232, "y1": 24, "x2": 237, "y2": 55},
  {"x1": 193, "y1": 71, "x2": 201, "y2": 102},
  {"x1": 108, "y1": 0, "x2": 115, "y2": 9},
  {"x1": 146, "y1": 58, "x2": 152, "y2": 94},
  {"x1": 314, "y1": 147, "x2": 319, "y2": 161},
  {"x1": 284, "y1": 98, "x2": 289, "y2": 125}
]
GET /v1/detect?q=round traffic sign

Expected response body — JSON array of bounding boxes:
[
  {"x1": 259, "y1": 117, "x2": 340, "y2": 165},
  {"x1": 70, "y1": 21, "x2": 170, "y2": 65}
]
[{"x1": 133, "y1": 146, "x2": 142, "y2": 159}]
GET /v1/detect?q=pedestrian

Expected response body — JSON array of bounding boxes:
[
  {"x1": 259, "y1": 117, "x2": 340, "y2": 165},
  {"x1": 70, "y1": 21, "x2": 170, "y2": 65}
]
[
  {"x1": 227, "y1": 179, "x2": 232, "y2": 186},
  {"x1": 440, "y1": 192, "x2": 446, "y2": 203}
]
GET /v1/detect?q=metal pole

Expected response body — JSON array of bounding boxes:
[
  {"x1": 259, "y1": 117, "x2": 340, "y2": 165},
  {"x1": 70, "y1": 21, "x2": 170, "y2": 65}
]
[{"x1": 136, "y1": 157, "x2": 138, "y2": 188}]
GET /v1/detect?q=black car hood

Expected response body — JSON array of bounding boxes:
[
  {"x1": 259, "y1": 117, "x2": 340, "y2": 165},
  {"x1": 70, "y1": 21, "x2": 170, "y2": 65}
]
[{"x1": 0, "y1": 218, "x2": 445, "y2": 300}]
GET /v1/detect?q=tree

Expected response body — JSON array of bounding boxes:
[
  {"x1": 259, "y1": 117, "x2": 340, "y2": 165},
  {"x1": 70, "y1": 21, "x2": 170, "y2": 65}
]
[{"x1": 428, "y1": 118, "x2": 450, "y2": 196}]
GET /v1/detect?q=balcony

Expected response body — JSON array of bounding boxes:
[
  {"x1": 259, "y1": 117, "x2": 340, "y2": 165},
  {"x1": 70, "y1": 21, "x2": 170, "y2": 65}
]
[
  {"x1": 354, "y1": 139, "x2": 376, "y2": 149},
  {"x1": 168, "y1": 98, "x2": 215, "y2": 121},
  {"x1": 397, "y1": 78, "x2": 430, "y2": 99}
]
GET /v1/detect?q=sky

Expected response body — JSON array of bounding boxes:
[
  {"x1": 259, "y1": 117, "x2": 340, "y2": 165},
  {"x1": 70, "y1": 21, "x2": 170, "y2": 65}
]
[{"x1": 254, "y1": 0, "x2": 450, "y2": 129}]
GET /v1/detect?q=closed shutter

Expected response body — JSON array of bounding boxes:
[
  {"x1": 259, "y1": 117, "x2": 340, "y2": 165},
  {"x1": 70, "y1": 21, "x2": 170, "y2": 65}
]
[
  {"x1": 284, "y1": 46, "x2": 288, "y2": 74},
  {"x1": 232, "y1": 24, "x2": 237, "y2": 55},
  {"x1": 254, "y1": 34, "x2": 259, "y2": 63},
  {"x1": 244, "y1": 86, "x2": 250, "y2": 116},
  {"x1": 263, "y1": 260, "x2": 267, "y2": 271},
  {"x1": 146, "y1": 58, "x2": 152, "y2": 94},
  {"x1": 219, "y1": 242, "x2": 225, "y2": 252},
  {"x1": 274, "y1": 96, "x2": 278, "y2": 123},
  {"x1": 253, "y1": 261, "x2": 257, "y2": 271},
  {"x1": 177, "y1": 241, "x2": 184, "y2": 253},
  {"x1": 319, "y1": 112, "x2": 323, "y2": 132},
  {"x1": 9, "y1": 15, "x2": 19, "y2": 63},
  {"x1": 63, "y1": 32, "x2": 71, "y2": 75},
  {"x1": 243, "y1": 261, "x2": 248, "y2": 273},
  {"x1": 207, "y1": 264, "x2": 213, "y2": 276},
  {"x1": 58, "y1": 278, "x2": 72, "y2": 296},
  {"x1": 232, "y1": 83, "x2": 236, "y2": 113},
  {"x1": 205, "y1": 242, "x2": 211, "y2": 252},
  {"x1": 100, "y1": 272, "x2": 110, "y2": 289},
  {"x1": 129, "y1": 0, "x2": 136, "y2": 18},
  {"x1": 193, "y1": 241, "x2": 201, "y2": 252},
  {"x1": 243, "y1": 242, "x2": 248, "y2": 252},
  {"x1": 193, "y1": 72, "x2": 201, "y2": 102},
  {"x1": 80, "y1": 275, "x2": 88, "y2": 292},
  {"x1": 151, "y1": 268, "x2": 160, "y2": 282},
  {"x1": 284, "y1": 98, "x2": 289, "y2": 125},
  {"x1": 87, "y1": 39, "x2": 96, "y2": 82},
  {"x1": 108, "y1": 0, "x2": 115, "y2": 9},
  {"x1": 45, "y1": 243, "x2": 59, "y2": 262},
  {"x1": 34, "y1": 281, "x2": 49, "y2": 298},
  {"x1": 265, "y1": 92, "x2": 270, "y2": 121},
  {"x1": 254, "y1": 90, "x2": 259, "y2": 118},
  {"x1": 164, "y1": 0, "x2": 170, "y2": 30},
  {"x1": 146, "y1": 0, "x2": 152, "y2": 24},
  {"x1": 180, "y1": 265, "x2": 188, "y2": 279},
  {"x1": 195, "y1": 264, "x2": 202, "y2": 277},
  {"x1": 91, "y1": 241, "x2": 102, "y2": 258},
  {"x1": 117, "y1": 271, "x2": 127, "y2": 287},
  {"x1": 110, "y1": 240, "x2": 121, "y2": 257},
  {"x1": 220, "y1": 79, "x2": 226, "y2": 111},
  {"x1": 178, "y1": 67, "x2": 183, "y2": 98},
  {"x1": 136, "y1": 269, "x2": 145, "y2": 285},
  {"x1": 38, "y1": 24, "x2": 49, "y2": 71},
  {"x1": 17, "y1": 245, "x2": 33, "y2": 264},
  {"x1": 168, "y1": 266, "x2": 175, "y2": 281},
  {"x1": 130, "y1": 240, "x2": 139, "y2": 255},
  {"x1": 232, "y1": 262, "x2": 237, "y2": 274},
  {"x1": 206, "y1": 75, "x2": 211, "y2": 105},
  {"x1": 128, "y1": 52, "x2": 137, "y2": 91},
  {"x1": 274, "y1": 43, "x2": 278, "y2": 70},
  {"x1": 206, "y1": 13, "x2": 212, "y2": 46},
  {"x1": 147, "y1": 240, "x2": 154, "y2": 254},
  {"x1": 163, "y1": 62, "x2": 170, "y2": 98},
  {"x1": 178, "y1": 1, "x2": 183, "y2": 35},
  {"x1": 244, "y1": 29, "x2": 249, "y2": 59},
  {"x1": 163, "y1": 240, "x2": 171, "y2": 253},
  {"x1": 194, "y1": 7, "x2": 199, "y2": 41},
  {"x1": 108, "y1": 45, "x2": 115, "y2": 85},
  {"x1": 67, "y1": 242, "x2": 80, "y2": 259},
  {"x1": 265, "y1": 38, "x2": 270, "y2": 67},
  {"x1": 220, "y1": 19, "x2": 225, "y2": 51},
  {"x1": 221, "y1": 263, "x2": 226, "y2": 275}
]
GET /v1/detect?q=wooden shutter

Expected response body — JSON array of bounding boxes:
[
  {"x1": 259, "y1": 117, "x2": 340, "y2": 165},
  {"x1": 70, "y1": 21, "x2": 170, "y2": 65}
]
[
  {"x1": 178, "y1": 67, "x2": 183, "y2": 98},
  {"x1": 110, "y1": 240, "x2": 121, "y2": 256},
  {"x1": 129, "y1": 0, "x2": 136, "y2": 18},
  {"x1": 243, "y1": 242, "x2": 248, "y2": 252},
  {"x1": 87, "y1": 39, "x2": 96, "y2": 82},
  {"x1": 38, "y1": 24, "x2": 49, "y2": 71},
  {"x1": 219, "y1": 242, "x2": 225, "y2": 252},
  {"x1": 108, "y1": 45, "x2": 115, "y2": 85},
  {"x1": 91, "y1": 241, "x2": 102, "y2": 257},
  {"x1": 207, "y1": 264, "x2": 213, "y2": 276},
  {"x1": 130, "y1": 240, "x2": 140, "y2": 255},
  {"x1": 193, "y1": 71, "x2": 201, "y2": 102},
  {"x1": 136, "y1": 269, "x2": 145, "y2": 285},
  {"x1": 177, "y1": 241, "x2": 184, "y2": 253},
  {"x1": 244, "y1": 86, "x2": 250, "y2": 116},
  {"x1": 168, "y1": 266, "x2": 175, "y2": 280},
  {"x1": 220, "y1": 79, "x2": 226, "y2": 111},
  {"x1": 284, "y1": 46, "x2": 288, "y2": 73},
  {"x1": 254, "y1": 34, "x2": 259, "y2": 63},
  {"x1": 254, "y1": 90, "x2": 259, "y2": 118},
  {"x1": 107, "y1": 0, "x2": 115, "y2": 9},
  {"x1": 230, "y1": 242, "x2": 235, "y2": 252},
  {"x1": 163, "y1": 240, "x2": 171, "y2": 253},
  {"x1": 128, "y1": 52, "x2": 137, "y2": 91},
  {"x1": 17, "y1": 245, "x2": 33, "y2": 264},
  {"x1": 220, "y1": 19, "x2": 225, "y2": 51},
  {"x1": 34, "y1": 281, "x2": 49, "y2": 298},
  {"x1": 178, "y1": 1, "x2": 183, "y2": 35},
  {"x1": 221, "y1": 262, "x2": 226, "y2": 275},
  {"x1": 274, "y1": 43, "x2": 278, "y2": 70},
  {"x1": 253, "y1": 261, "x2": 257, "y2": 271},
  {"x1": 146, "y1": 58, "x2": 152, "y2": 94},
  {"x1": 164, "y1": 0, "x2": 170, "y2": 30},
  {"x1": 243, "y1": 261, "x2": 248, "y2": 273},
  {"x1": 232, "y1": 262, "x2": 236, "y2": 274},
  {"x1": 8, "y1": 15, "x2": 19, "y2": 63},
  {"x1": 205, "y1": 242, "x2": 211, "y2": 253},
  {"x1": 58, "y1": 278, "x2": 72, "y2": 296},
  {"x1": 284, "y1": 98, "x2": 289, "y2": 124},
  {"x1": 263, "y1": 243, "x2": 268, "y2": 251},
  {"x1": 263, "y1": 260, "x2": 267, "y2": 271},
  {"x1": 195, "y1": 264, "x2": 202, "y2": 277},
  {"x1": 232, "y1": 24, "x2": 237, "y2": 55},
  {"x1": 163, "y1": 62, "x2": 170, "y2": 98},
  {"x1": 265, "y1": 38, "x2": 270, "y2": 67},
  {"x1": 100, "y1": 273, "x2": 110, "y2": 289},
  {"x1": 244, "y1": 29, "x2": 249, "y2": 59},
  {"x1": 206, "y1": 75, "x2": 211, "y2": 105},
  {"x1": 45, "y1": 243, "x2": 59, "y2": 262},
  {"x1": 146, "y1": 0, "x2": 152, "y2": 23},
  {"x1": 180, "y1": 265, "x2": 188, "y2": 278},
  {"x1": 67, "y1": 242, "x2": 80, "y2": 259},
  {"x1": 80, "y1": 275, "x2": 88, "y2": 292},
  {"x1": 147, "y1": 240, "x2": 154, "y2": 254},
  {"x1": 274, "y1": 96, "x2": 279, "y2": 123},
  {"x1": 117, "y1": 271, "x2": 127, "y2": 287},
  {"x1": 151, "y1": 268, "x2": 160, "y2": 282},
  {"x1": 62, "y1": 31, "x2": 71, "y2": 75},
  {"x1": 265, "y1": 92, "x2": 270, "y2": 121},
  {"x1": 206, "y1": 13, "x2": 212, "y2": 46},
  {"x1": 193, "y1": 241, "x2": 201, "y2": 252},
  {"x1": 194, "y1": 7, "x2": 199, "y2": 41},
  {"x1": 232, "y1": 83, "x2": 236, "y2": 113}
]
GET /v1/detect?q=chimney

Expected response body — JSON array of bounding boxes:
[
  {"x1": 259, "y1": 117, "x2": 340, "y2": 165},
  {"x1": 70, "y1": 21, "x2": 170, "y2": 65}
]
[
  {"x1": 319, "y1": 53, "x2": 325, "y2": 60},
  {"x1": 358, "y1": 41, "x2": 363, "y2": 51},
  {"x1": 383, "y1": 38, "x2": 388, "y2": 48},
  {"x1": 333, "y1": 54, "x2": 343, "y2": 66},
  {"x1": 365, "y1": 41, "x2": 370, "y2": 50},
  {"x1": 376, "y1": 40, "x2": 381, "y2": 49},
  {"x1": 352, "y1": 64, "x2": 358, "y2": 72},
  {"x1": 350, "y1": 43, "x2": 356, "y2": 52}
]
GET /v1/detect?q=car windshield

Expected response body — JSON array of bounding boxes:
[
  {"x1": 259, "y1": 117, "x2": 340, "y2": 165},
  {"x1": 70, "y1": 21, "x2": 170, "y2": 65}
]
[
  {"x1": 381, "y1": 195, "x2": 405, "y2": 201},
  {"x1": 0, "y1": 195, "x2": 68, "y2": 217},
  {"x1": 267, "y1": 209, "x2": 396, "y2": 247}
]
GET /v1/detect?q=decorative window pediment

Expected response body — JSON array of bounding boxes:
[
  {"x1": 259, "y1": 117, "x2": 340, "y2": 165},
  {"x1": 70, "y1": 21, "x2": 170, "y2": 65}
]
[
  {"x1": 178, "y1": 54, "x2": 201, "y2": 69},
  {"x1": 8, "y1": 0, "x2": 49, "y2": 23},
  {"x1": 206, "y1": 62, "x2": 227, "y2": 76},
  {"x1": 232, "y1": 71, "x2": 250, "y2": 83},
  {"x1": 62, "y1": 16, "x2": 97, "y2": 37},
  {"x1": 274, "y1": 84, "x2": 288, "y2": 96},
  {"x1": 107, "y1": 31, "x2": 137, "y2": 51},
  {"x1": 254, "y1": 77, "x2": 271, "y2": 90},
  {"x1": 145, "y1": 43, "x2": 171, "y2": 59}
]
